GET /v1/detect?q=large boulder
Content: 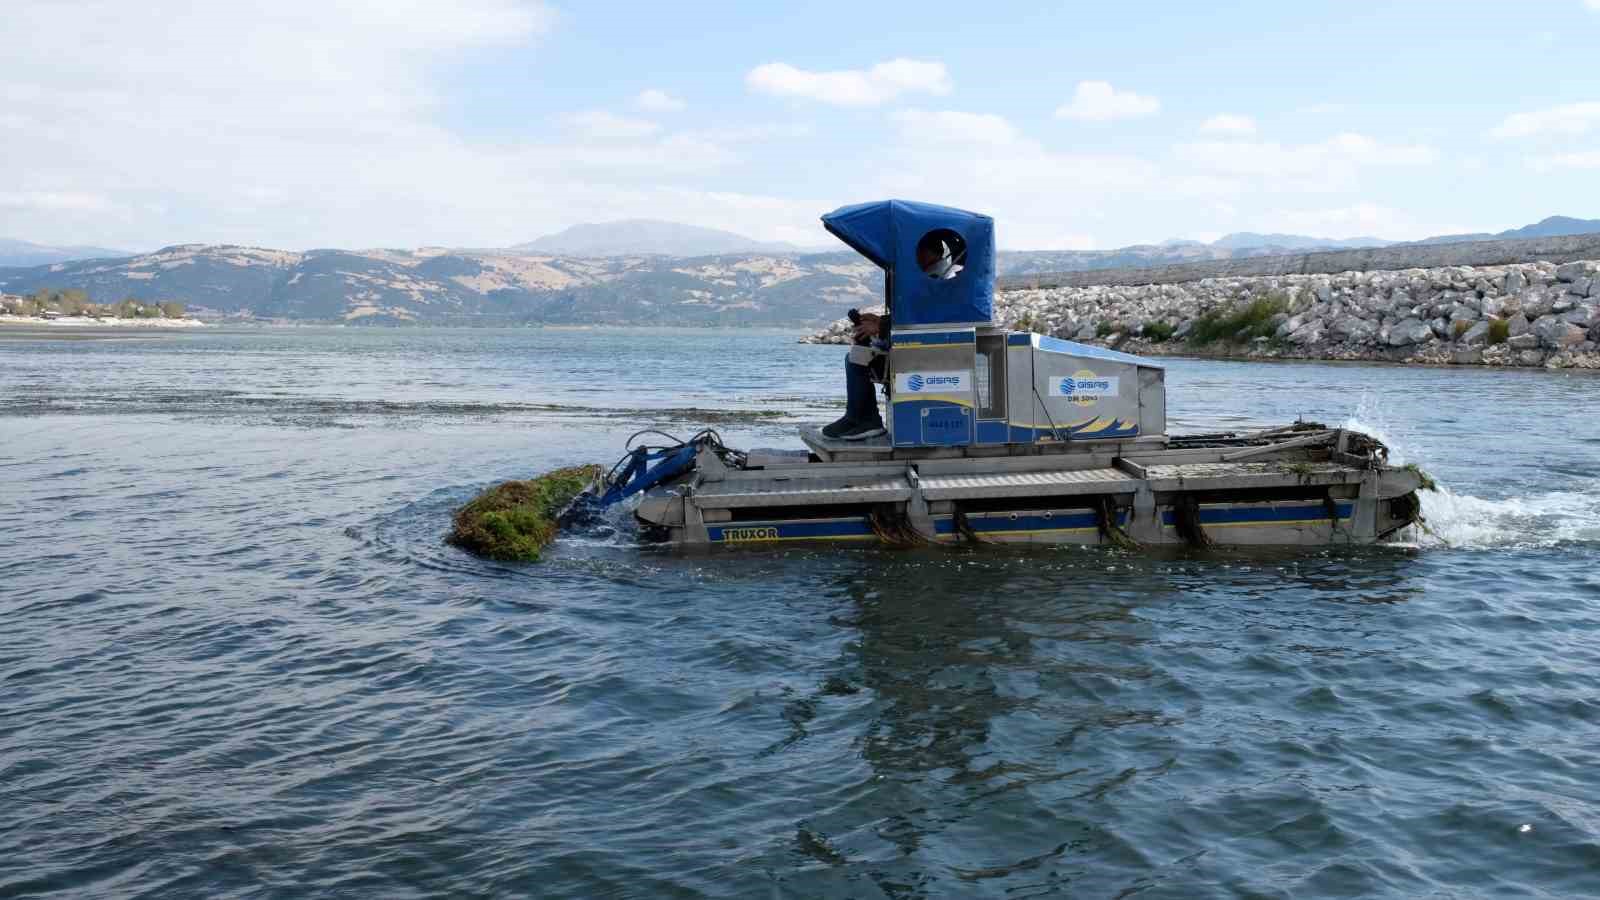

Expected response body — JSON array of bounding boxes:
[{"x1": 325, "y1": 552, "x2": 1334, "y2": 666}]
[
  {"x1": 1522, "y1": 287, "x2": 1556, "y2": 318},
  {"x1": 1508, "y1": 333, "x2": 1540, "y2": 351},
  {"x1": 1533, "y1": 314, "x2": 1587, "y2": 349},
  {"x1": 1504, "y1": 269, "x2": 1527, "y2": 294},
  {"x1": 1555, "y1": 261, "x2": 1594, "y2": 285},
  {"x1": 1287, "y1": 320, "x2": 1325, "y2": 345},
  {"x1": 1506, "y1": 312, "x2": 1532, "y2": 337},
  {"x1": 1388, "y1": 317, "x2": 1435, "y2": 346},
  {"x1": 1330, "y1": 314, "x2": 1377, "y2": 344},
  {"x1": 1562, "y1": 304, "x2": 1598, "y2": 329},
  {"x1": 1460, "y1": 320, "x2": 1492, "y2": 346}
]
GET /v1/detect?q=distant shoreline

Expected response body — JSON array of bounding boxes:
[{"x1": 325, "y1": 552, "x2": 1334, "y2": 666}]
[{"x1": 0, "y1": 314, "x2": 206, "y2": 329}]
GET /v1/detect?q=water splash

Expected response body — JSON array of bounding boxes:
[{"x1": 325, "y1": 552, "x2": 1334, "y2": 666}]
[
  {"x1": 1416, "y1": 484, "x2": 1600, "y2": 550},
  {"x1": 1341, "y1": 391, "x2": 1418, "y2": 466},
  {"x1": 1344, "y1": 391, "x2": 1600, "y2": 550}
]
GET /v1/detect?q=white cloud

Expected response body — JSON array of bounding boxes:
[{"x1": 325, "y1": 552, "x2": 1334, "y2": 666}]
[
  {"x1": 1172, "y1": 175, "x2": 1246, "y2": 197},
  {"x1": 1588, "y1": 0, "x2": 1600, "y2": 10},
  {"x1": 1054, "y1": 81, "x2": 1160, "y2": 121},
  {"x1": 0, "y1": 0, "x2": 811, "y2": 248},
  {"x1": 746, "y1": 58, "x2": 951, "y2": 107},
  {"x1": 564, "y1": 110, "x2": 661, "y2": 139},
  {"x1": 890, "y1": 109, "x2": 1019, "y2": 145},
  {"x1": 635, "y1": 89, "x2": 685, "y2": 112},
  {"x1": 1489, "y1": 102, "x2": 1600, "y2": 139},
  {"x1": 868, "y1": 112, "x2": 1157, "y2": 249},
  {"x1": 1259, "y1": 203, "x2": 1476, "y2": 241},
  {"x1": 0, "y1": 191, "x2": 114, "y2": 211},
  {"x1": 1531, "y1": 151, "x2": 1600, "y2": 170},
  {"x1": 692, "y1": 123, "x2": 814, "y2": 143},
  {"x1": 1175, "y1": 133, "x2": 1438, "y2": 191},
  {"x1": 1200, "y1": 114, "x2": 1256, "y2": 135}
]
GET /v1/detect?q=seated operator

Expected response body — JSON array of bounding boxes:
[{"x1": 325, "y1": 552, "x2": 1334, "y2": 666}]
[{"x1": 822, "y1": 237, "x2": 960, "y2": 441}]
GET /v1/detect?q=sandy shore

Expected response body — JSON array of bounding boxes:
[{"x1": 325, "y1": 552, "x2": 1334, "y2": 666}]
[{"x1": 0, "y1": 315, "x2": 206, "y2": 328}]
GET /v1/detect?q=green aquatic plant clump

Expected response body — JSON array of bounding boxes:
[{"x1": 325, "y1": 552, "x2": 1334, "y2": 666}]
[
  {"x1": 448, "y1": 464, "x2": 602, "y2": 561},
  {"x1": 1141, "y1": 320, "x2": 1177, "y2": 343},
  {"x1": 1186, "y1": 292, "x2": 1289, "y2": 345},
  {"x1": 1401, "y1": 462, "x2": 1439, "y2": 492}
]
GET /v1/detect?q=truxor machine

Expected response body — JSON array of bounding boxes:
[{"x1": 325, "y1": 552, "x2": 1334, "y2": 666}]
[{"x1": 585, "y1": 200, "x2": 1425, "y2": 547}]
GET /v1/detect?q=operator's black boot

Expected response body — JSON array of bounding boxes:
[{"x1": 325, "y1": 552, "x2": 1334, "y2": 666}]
[
  {"x1": 838, "y1": 418, "x2": 886, "y2": 441},
  {"x1": 822, "y1": 416, "x2": 857, "y2": 439}
]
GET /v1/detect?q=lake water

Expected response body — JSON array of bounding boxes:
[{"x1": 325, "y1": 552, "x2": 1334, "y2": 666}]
[{"x1": 2, "y1": 326, "x2": 1598, "y2": 898}]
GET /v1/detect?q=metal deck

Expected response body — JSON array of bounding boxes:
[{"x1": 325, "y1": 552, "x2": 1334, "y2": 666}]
[
  {"x1": 918, "y1": 467, "x2": 1137, "y2": 500},
  {"x1": 692, "y1": 474, "x2": 913, "y2": 508},
  {"x1": 1142, "y1": 461, "x2": 1362, "y2": 492},
  {"x1": 798, "y1": 425, "x2": 894, "y2": 460}
]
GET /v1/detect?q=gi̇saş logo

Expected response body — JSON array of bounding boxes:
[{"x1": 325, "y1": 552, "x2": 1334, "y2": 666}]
[
  {"x1": 1051, "y1": 370, "x2": 1118, "y2": 406},
  {"x1": 896, "y1": 371, "x2": 968, "y2": 394}
]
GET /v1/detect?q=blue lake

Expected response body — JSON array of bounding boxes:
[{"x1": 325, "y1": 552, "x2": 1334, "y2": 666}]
[{"x1": 2, "y1": 326, "x2": 1598, "y2": 898}]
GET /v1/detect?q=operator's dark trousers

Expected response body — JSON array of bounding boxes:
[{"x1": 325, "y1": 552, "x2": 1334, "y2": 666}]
[{"x1": 845, "y1": 359, "x2": 882, "y2": 425}]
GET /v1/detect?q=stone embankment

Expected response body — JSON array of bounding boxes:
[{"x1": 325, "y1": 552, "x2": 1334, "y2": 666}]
[{"x1": 806, "y1": 259, "x2": 1600, "y2": 370}]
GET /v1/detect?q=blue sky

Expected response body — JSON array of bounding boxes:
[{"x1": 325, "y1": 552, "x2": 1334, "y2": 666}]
[{"x1": 4, "y1": 0, "x2": 1600, "y2": 251}]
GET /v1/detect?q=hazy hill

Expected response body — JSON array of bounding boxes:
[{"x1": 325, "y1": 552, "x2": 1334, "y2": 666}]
[
  {"x1": 0, "y1": 245, "x2": 880, "y2": 325},
  {"x1": 1211, "y1": 232, "x2": 1395, "y2": 251},
  {"x1": 1416, "y1": 215, "x2": 1600, "y2": 245},
  {"x1": 4, "y1": 214, "x2": 1594, "y2": 325},
  {"x1": 0, "y1": 238, "x2": 134, "y2": 267},
  {"x1": 510, "y1": 219, "x2": 809, "y2": 257}
]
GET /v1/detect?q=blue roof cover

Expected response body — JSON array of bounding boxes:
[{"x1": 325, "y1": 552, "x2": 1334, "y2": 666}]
[{"x1": 821, "y1": 199, "x2": 995, "y2": 328}]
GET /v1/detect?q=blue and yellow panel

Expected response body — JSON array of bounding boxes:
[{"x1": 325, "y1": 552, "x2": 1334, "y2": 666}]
[
  {"x1": 703, "y1": 509, "x2": 1129, "y2": 545},
  {"x1": 940, "y1": 509, "x2": 1117, "y2": 543},
  {"x1": 1160, "y1": 502, "x2": 1353, "y2": 529},
  {"x1": 894, "y1": 330, "x2": 977, "y2": 347},
  {"x1": 706, "y1": 518, "x2": 877, "y2": 544},
  {"x1": 891, "y1": 399, "x2": 972, "y2": 446}
]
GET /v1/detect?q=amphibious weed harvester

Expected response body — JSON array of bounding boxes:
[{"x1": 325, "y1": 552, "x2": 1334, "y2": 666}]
[{"x1": 586, "y1": 200, "x2": 1425, "y2": 548}]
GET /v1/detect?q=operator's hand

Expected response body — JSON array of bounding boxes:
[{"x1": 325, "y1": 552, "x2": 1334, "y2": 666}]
[{"x1": 853, "y1": 313, "x2": 881, "y2": 341}]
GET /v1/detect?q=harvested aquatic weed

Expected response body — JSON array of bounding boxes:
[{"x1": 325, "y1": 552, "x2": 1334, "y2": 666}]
[
  {"x1": 448, "y1": 464, "x2": 601, "y2": 561},
  {"x1": 1401, "y1": 463, "x2": 1438, "y2": 492}
]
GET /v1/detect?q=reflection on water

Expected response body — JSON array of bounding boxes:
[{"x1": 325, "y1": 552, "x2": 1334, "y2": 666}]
[{"x1": 1, "y1": 327, "x2": 1597, "y2": 898}]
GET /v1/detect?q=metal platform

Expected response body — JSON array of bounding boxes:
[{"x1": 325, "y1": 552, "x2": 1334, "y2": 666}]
[
  {"x1": 692, "y1": 473, "x2": 913, "y2": 508},
  {"x1": 918, "y1": 467, "x2": 1137, "y2": 500},
  {"x1": 798, "y1": 424, "x2": 894, "y2": 462},
  {"x1": 1142, "y1": 461, "x2": 1362, "y2": 492}
]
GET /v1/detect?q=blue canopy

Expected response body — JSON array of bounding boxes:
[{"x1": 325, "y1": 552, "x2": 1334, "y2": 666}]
[{"x1": 821, "y1": 199, "x2": 995, "y2": 328}]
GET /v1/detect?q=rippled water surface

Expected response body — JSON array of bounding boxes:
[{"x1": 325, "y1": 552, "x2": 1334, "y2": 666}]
[{"x1": 3, "y1": 326, "x2": 1598, "y2": 898}]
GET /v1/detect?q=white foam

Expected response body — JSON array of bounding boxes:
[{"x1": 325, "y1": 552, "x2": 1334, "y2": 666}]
[{"x1": 1343, "y1": 392, "x2": 1599, "y2": 550}]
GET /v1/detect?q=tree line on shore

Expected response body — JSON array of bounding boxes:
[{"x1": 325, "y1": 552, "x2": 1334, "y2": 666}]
[{"x1": 0, "y1": 288, "x2": 186, "y2": 320}]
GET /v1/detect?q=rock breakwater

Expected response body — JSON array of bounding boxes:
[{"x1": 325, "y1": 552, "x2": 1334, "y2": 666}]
[{"x1": 806, "y1": 259, "x2": 1600, "y2": 369}]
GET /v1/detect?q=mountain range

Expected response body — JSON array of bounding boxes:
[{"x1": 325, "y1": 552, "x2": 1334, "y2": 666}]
[
  {"x1": 0, "y1": 237, "x2": 135, "y2": 268},
  {"x1": 3, "y1": 216, "x2": 1596, "y2": 325},
  {"x1": 507, "y1": 219, "x2": 813, "y2": 256}
]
